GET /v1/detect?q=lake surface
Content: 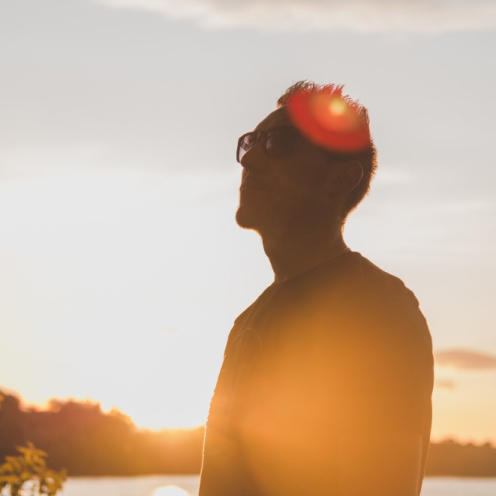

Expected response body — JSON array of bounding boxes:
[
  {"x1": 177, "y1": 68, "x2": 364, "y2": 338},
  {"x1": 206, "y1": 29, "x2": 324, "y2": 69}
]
[{"x1": 58, "y1": 475, "x2": 496, "y2": 496}]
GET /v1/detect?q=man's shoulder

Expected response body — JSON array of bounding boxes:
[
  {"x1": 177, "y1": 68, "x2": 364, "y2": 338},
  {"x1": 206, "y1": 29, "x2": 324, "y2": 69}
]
[
  {"x1": 315, "y1": 252, "x2": 431, "y2": 348},
  {"x1": 232, "y1": 251, "x2": 423, "y2": 325},
  {"x1": 293, "y1": 251, "x2": 416, "y2": 314},
  {"x1": 342, "y1": 251, "x2": 412, "y2": 287}
]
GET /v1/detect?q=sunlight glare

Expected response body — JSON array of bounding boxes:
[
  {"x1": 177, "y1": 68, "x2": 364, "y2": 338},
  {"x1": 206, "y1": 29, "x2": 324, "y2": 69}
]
[{"x1": 151, "y1": 485, "x2": 190, "y2": 496}]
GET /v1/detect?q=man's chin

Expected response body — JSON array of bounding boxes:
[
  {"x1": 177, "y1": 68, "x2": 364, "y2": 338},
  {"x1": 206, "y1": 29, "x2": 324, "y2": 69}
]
[{"x1": 235, "y1": 205, "x2": 261, "y2": 231}]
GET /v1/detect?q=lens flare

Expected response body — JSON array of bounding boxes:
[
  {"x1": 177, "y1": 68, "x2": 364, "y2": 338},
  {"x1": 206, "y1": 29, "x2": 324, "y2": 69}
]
[
  {"x1": 328, "y1": 97, "x2": 347, "y2": 116},
  {"x1": 287, "y1": 88, "x2": 371, "y2": 153}
]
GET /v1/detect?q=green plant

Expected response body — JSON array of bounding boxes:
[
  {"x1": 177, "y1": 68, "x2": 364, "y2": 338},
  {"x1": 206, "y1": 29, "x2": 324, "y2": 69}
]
[{"x1": 0, "y1": 443, "x2": 66, "y2": 496}]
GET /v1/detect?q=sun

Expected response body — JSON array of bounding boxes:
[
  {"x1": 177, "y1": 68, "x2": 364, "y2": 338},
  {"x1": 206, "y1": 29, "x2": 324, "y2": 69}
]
[{"x1": 151, "y1": 486, "x2": 190, "y2": 496}]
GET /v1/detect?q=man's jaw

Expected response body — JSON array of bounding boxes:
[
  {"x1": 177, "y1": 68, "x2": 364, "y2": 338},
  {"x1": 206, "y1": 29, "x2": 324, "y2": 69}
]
[{"x1": 235, "y1": 203, "x2": 265, "y2": 232}]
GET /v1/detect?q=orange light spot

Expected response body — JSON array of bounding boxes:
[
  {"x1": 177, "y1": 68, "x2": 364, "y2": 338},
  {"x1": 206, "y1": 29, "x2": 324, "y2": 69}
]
[
  {"x1": 287, "y1": 89, "x2": 370, "y2": 153},
  {"x1": 328, "y1": 97, "x2": 347, "y2": 116}
]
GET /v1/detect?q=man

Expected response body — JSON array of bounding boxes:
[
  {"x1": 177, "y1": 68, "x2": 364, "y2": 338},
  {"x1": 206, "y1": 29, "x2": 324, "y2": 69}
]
[{"x1": 199, "y1": 81, "x2": 434, "y2": 496}]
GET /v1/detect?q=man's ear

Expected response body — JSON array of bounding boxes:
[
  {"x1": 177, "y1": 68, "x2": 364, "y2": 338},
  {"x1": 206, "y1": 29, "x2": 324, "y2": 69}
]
[{"x1": 326, "y1": 160, "x2": 363, "y2": 195}]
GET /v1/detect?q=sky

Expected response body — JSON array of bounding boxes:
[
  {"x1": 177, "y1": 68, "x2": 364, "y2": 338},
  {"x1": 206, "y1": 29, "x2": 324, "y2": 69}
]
[{"x1": 0, "y1": 0, "x2": 495, "y2": 440}]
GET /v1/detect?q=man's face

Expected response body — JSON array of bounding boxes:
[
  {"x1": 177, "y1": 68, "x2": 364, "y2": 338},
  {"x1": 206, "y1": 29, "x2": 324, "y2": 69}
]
[{"x1": 236, "y1": 107, "x2": 334, "y2": 234}]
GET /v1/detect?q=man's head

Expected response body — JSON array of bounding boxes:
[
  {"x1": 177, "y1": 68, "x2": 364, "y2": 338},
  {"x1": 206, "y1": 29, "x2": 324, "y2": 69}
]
[{"x1": 236, "y1": 81, "x2": 377, "y2": 236}]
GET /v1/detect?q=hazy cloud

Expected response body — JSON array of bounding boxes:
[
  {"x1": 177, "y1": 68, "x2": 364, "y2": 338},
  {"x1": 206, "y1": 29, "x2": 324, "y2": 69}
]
[
  {"x1": 435, "y1": 349, "x2": 496, "y2": 370},
  {"x1": 96, "y1": 0, "x2": 496, "y2": 33},
  {"x1": 434, "y1": 378, "x2": 456, "y2": 390}
]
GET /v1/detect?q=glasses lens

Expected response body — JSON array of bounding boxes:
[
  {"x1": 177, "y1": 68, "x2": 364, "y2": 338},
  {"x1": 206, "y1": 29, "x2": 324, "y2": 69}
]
[
  {"x1": 236, "y1": 127, "x2": 296, "y2": 163},
  {"x1": 265, "y1": 127, "x2": 295, "y2": 157},
  {"x1": 237, "y1": 132, "x2": 259, "y2": 163}
]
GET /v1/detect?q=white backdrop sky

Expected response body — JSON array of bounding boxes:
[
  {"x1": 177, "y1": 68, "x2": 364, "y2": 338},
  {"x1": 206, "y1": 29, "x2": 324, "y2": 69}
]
[{"x1": 0, "y1": 0, "x2": 495, "y2": 438}]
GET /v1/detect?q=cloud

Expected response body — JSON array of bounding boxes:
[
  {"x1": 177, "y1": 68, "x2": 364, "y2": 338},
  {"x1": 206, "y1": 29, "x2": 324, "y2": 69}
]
[
  {"x1": 95, "y1": 0, "x2": 496, "y2": 34},
  {"x1": 435, "y1": 349, "x2": 496, "y2": 370},
  {"x1": 434, "y1": 378, "x2": 456, "y2": 390}
]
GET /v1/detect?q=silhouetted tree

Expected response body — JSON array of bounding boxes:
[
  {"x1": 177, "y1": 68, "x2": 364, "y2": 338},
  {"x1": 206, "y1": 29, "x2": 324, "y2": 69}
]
[{"x1": 2, "y1": 390, "x2": 494, "y2": 477}]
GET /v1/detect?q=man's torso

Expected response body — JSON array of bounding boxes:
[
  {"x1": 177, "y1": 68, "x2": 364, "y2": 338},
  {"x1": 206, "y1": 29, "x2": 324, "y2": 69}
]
[{"x1": 199, "y1": 251, "x2": 434, "y2": 496}]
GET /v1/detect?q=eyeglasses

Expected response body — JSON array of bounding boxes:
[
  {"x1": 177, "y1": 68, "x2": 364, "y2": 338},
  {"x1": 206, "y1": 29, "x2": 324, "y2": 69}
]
[{"x1": 236, "y1": 125, "x2": 300, "y2": 164}]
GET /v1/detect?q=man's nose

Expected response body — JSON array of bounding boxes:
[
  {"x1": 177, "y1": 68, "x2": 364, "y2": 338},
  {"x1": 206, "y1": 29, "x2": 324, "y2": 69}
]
[{"x1": 240, "y1": 143, "x2": 266, "y2": 171}]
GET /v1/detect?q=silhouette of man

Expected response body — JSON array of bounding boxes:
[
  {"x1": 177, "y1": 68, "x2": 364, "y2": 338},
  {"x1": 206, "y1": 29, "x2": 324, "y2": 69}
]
[{"x1": 199, "y1": 82, "x2": 433, "y2": 496}]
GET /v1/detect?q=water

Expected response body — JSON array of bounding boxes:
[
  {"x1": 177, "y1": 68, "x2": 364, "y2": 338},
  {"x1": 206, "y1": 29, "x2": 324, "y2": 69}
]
[
  {"x1": 422, "y1": 477, "x2": 496, "y2": 496},
  {"x1": 57, "y1": 475, "x2": 496, "y2": 496}
]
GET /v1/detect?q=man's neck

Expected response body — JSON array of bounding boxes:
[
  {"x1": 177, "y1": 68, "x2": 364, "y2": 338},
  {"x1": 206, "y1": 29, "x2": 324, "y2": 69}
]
[{"x1": 261, "y1": 223, "x2": 348, "y2": 284}]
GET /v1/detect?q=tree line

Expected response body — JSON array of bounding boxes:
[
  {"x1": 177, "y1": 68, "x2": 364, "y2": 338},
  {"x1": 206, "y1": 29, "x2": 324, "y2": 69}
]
[{"x1": 1, "y1": 391, "x2": 495, "y2": 477}]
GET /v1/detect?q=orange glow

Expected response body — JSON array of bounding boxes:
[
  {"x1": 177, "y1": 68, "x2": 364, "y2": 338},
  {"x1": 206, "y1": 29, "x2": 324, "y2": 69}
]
[
  {"x1": 287, "y1": 88, "x2": 371, "y2": 153},
  {"x1": 328, "y1": 97, "x2": 347, "y2": 116}
]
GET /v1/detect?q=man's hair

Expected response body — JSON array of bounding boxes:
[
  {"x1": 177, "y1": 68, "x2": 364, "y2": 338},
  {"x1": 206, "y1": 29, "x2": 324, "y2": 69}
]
[{"x1": 277, "y1": 81, "x2": 377, "y2": 218}]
